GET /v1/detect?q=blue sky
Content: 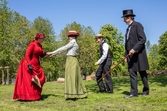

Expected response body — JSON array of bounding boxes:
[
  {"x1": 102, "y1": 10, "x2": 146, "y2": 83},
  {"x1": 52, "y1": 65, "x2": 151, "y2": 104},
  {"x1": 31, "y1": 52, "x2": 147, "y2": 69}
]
[{"x1": 7, "y1": 0, "x2": 167, "y2": 45}]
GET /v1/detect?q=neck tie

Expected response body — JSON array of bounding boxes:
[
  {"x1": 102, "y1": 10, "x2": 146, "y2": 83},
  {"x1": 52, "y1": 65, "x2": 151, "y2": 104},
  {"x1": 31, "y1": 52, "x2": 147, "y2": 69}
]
[{"x1": 126, "y1": 25, "x2": 131, "y2": 40}]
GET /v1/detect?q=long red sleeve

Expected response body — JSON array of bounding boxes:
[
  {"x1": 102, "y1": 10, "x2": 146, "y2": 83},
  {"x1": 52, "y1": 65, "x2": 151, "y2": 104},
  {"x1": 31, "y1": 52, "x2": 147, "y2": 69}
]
[{"x1": 25, "y1": 43, "x2": 34, "y2": 65}]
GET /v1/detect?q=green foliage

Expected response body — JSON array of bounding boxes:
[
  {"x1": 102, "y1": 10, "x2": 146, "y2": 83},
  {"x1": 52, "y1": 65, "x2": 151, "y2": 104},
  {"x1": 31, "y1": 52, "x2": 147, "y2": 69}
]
[
  {"x1": 0, "y1": 0, "x2": 11, "y2": 67},
  {"x1": 146, "y1": 40, "x2": 151, "y2": 54},
  {"x1": 0, "y1": 1, "x2": 59, "y2": 81},
  {"x1": 148, "y1": 44, "x2": 160, "y2": 71},
  {"x1": 0, "y1": 1, "x2": 30, "y2": 75},
  {"x1": 158, "y1": 31, "x2": 167, "y2": 70},
  {"x1": 78, "y1": 27, "x2": 97, "y2": 75},
  {"x1": 9, "y1": 12, "x2": 32, "y2": 72}
]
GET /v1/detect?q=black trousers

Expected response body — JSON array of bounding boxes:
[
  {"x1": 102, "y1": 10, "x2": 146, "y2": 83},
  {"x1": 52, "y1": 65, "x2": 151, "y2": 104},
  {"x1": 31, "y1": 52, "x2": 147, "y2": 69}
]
[
  {"x1": 96, "y1": 63, "x2": 113, "y2": 92},
  {"x1": 129, "y1": 68, "x2": 149, "y2": 95}
]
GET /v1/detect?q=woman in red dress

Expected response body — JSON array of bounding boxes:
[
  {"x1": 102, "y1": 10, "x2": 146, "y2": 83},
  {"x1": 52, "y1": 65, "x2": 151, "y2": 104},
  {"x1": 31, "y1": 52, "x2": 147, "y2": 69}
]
[{"x1": 13, "y1": 33, "x2": 47, "y2": 101}]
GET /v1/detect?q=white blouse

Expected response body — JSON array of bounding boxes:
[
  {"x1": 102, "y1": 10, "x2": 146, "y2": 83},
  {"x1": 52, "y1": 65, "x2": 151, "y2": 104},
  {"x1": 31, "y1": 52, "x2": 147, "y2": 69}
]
[{"x1": 51, "y1": 39, "x2": 79, "y2": 56}]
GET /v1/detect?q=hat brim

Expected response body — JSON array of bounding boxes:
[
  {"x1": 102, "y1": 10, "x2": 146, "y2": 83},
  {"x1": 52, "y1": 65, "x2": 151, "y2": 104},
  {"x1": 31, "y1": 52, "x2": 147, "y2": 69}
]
[
  {"x1": 68, "y1": 34, "x2": 79, "y2": 37},
  {"x1": 121, "y1": 14, "x2": 136, "y2": 18},
  {"x1": 95, "y1": 36, "x2": 104, "y2": 39}
]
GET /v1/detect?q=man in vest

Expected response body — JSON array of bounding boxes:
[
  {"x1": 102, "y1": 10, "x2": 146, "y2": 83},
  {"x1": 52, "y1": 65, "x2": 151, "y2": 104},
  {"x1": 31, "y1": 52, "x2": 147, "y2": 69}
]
[{"x1": 95, "y1": 34, "x2": 113, "y2": 93}]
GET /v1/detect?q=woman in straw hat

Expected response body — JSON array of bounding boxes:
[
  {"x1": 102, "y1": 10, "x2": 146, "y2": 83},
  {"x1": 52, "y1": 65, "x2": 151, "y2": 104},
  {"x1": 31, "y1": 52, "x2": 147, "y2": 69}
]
[
  {"x1": 48, "y1": 31, "x2": 87, "y2": 100},
  {"x1": 13, "y1": 33, "x2": 47, "y2": 101}
]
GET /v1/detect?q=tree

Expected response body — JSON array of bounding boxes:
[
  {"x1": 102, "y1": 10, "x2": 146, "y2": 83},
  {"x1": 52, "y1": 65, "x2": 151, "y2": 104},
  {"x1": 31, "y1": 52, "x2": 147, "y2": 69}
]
[
  {"x1": 146, "y1": 40, "x2": 151, "y2": 54},
  {"x1": 9, "y1": 12, "x2": 32, "y2": 73},
  {"x1": 32, "y1": 16, "x2": 57, "y2": 81},
  {"x1": 158, "y1": 31, "x2": 167, "y2": 70},
  {"x1": 148, "y1": 44, "x2": 159, "y2": 71},
  {"x1": 0, "y1": 0, "x2": 11, "y2": 67},
  {"x1": 77, "y1": 26, "x2": 97, "y2": 75}
]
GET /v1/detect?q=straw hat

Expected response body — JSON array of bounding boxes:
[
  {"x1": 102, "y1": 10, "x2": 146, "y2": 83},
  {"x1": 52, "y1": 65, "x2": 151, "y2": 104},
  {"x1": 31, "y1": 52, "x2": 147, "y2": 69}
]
[
  {"x1": 67, "y1": 31, "x2": 80, "y2": 37},
  {"x1": 95, "y1": 34, "x2": 104, "y2": 39}
]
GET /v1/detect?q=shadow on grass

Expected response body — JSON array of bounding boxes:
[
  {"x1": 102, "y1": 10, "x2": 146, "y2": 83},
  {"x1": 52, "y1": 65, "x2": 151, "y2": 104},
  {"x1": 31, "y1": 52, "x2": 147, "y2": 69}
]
[
  {"x1": 122, "y1": 91, "x2": 129, "y2": 95},
  {"x1": 14, "y1": 94, "x2": 59, "y2": 102},
  {"x1": 42, "y1": 94, "x2": 60, "y2": 99},
  {"x1": 85, "y1": 77, "x2": 130, "y2": 93},
  {"x1": 85, "y1": 75, "x2": 167, "y2": 95},
  {"x1": 148, "y1": 75, "x2": 167, "y2": 87},
  {"x1": 85, "y1": 80, "x2": 98, "y2": 93},
  {"x1": 122, "y1": 91, "x2": 143, "y2": 95}
]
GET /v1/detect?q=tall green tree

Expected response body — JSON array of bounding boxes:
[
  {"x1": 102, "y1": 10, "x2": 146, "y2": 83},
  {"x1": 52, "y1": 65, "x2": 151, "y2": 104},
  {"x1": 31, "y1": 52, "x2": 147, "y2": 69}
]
[
  {"x1": 148, "y1": 44, "x2": 159, "y2": 71},
  {"x1": 32, "y1": 16, "x2": 57, "y2": 81},
  {"x1": 146, "y1": 40, "x2": 151, "y2": 54},
  {"x1": 9, "y1": 12, "x2": 32, "y2": 73},
  {"x1": 0, "y1": 0, "x2": 33, "y2": 77},
  {"x1": 0, "y1": 0, "x2": 11, "y2": 67},
  {"x1": 77, "y1": 26, "x2": 97, "y2": 75},
  {"x1": 158, "y1": 31, "x2": 167, "y2": 70}
]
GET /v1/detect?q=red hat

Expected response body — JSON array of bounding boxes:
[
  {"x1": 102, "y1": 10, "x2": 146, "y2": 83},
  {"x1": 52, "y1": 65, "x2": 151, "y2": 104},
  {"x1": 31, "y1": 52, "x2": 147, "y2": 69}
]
[
  {"x1": 35, "y1": 33, "x2": 45, "y2": 39},
  {"x1": 67, "y1": 31, "x2": 80, "y2": 37}
]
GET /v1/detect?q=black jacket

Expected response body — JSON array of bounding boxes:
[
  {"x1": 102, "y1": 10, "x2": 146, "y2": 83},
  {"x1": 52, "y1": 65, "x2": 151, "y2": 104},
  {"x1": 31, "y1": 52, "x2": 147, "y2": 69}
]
[{"x1": 125, "y1": 21, "x2": 149, "y2": 71}]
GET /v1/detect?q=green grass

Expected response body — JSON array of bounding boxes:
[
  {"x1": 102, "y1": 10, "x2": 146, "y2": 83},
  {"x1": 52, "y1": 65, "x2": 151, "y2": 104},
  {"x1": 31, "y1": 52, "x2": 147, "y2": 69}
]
[{"x1": 0, "y1": 75, "x2": 167, "y2": 111}]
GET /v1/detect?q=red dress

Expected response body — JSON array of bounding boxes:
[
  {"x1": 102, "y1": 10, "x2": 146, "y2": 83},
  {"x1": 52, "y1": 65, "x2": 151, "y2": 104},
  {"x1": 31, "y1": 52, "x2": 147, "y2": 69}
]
[{"x1": 13, "y1": 40, "x2": 46, "y2": 101}]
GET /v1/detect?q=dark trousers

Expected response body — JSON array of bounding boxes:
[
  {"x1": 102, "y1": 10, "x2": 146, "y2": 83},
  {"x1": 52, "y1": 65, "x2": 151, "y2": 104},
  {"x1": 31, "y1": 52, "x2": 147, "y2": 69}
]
[
  {"x1": 129, "y1": 68, "x2": 149, "y2": 95},
  {"x1": 96, "y1": 63, "x2": 113, "y2": 92}
]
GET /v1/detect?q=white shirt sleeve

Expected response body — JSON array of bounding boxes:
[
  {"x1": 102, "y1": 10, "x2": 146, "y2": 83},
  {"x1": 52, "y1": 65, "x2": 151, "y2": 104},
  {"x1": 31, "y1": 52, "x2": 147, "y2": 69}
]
[
  {"x1": 51, "y1": 40, "x2": 75, "y2": 55},
  {"x1": 97, "y1": 43, "x2": 109, "y2": 64}
]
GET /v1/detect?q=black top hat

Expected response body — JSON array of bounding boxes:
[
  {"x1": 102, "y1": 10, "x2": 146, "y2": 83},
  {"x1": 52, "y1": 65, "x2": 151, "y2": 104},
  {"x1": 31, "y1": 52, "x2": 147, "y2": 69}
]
[{"x1": 122, "y1": 9, "x2": 136, "y2": 18}]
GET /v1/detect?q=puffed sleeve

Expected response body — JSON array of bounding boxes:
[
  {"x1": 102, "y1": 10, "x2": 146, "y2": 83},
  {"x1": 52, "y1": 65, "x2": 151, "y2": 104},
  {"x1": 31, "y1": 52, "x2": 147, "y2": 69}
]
[
  {"x1": 39, "y1": 45, "x2": 46, "y2": 58},
  {"x1": 25, "y1": 43, "x2": 34, "y2": 64},
  {"x1": 51, "y1": 40, "x2": 75, "y2": 55}
]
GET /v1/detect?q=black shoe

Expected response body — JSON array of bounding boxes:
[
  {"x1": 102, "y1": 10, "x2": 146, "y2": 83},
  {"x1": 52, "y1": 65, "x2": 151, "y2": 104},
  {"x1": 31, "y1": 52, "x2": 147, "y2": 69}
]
[
  {"x1": 65, "y1": 98, "x2": 77, "y2": 101},
  {"x1": 124, "y1": 94, "x2": 138, "y2": 98},
  {"x1": 107, "y1": 91, "x2": 113, "y2": 94},
  {"x1": 40, "y1": 97, "x2": 44, "y2": 100},
  {"x1": 38, "y1": 97, "x2": 44, "y2": 101},
  {"x1": 80, "y1": 96, "x2": 88, "y2": 99},
  {"x1": 96, "y1": 90, "x2": 106, "y2": 93}
]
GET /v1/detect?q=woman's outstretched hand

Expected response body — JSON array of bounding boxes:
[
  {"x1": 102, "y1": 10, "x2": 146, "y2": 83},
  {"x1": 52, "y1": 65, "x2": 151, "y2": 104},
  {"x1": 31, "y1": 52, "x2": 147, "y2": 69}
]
[{"x1": 46, "y1": 52, "x2": 53, "y2": 57}]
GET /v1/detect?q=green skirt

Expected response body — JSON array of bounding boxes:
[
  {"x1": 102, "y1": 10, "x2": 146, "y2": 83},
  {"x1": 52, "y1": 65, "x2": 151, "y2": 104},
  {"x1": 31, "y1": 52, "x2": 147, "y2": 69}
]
[{"x1": 64, "y1": 56, "x2": 87, "y2": 99}]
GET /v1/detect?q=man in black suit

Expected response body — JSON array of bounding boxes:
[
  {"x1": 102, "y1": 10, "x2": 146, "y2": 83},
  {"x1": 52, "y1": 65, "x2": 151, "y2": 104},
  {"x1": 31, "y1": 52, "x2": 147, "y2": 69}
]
[{"x1": 122, "y1": 9, "x2": 149, "y2": 98}]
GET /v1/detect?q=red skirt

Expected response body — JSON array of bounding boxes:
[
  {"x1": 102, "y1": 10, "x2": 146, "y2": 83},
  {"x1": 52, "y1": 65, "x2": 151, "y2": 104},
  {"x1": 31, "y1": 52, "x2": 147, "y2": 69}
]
[{"x1": 13, "y1": 58, "x2": 45, "y2": 101}]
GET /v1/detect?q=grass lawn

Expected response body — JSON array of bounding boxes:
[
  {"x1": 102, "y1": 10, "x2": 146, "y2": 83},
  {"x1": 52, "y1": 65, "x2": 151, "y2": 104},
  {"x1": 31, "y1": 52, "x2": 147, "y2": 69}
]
[{"x1": 0, "y1": 75, "x2": 167, "y2": 111}]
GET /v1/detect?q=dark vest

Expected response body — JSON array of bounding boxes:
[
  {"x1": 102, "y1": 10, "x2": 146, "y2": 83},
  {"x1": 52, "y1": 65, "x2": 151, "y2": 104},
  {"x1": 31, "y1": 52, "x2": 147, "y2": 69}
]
[{"x1": 100, "y1": 42, "x2": 112, "y2": 64}]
